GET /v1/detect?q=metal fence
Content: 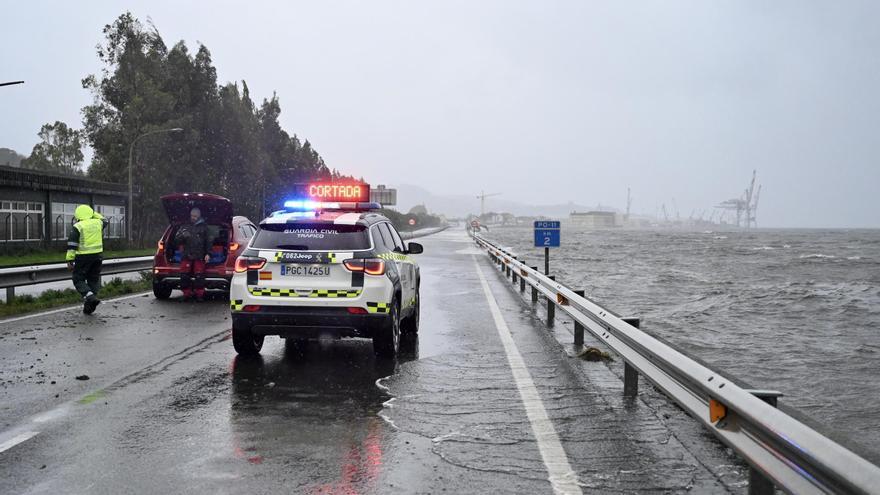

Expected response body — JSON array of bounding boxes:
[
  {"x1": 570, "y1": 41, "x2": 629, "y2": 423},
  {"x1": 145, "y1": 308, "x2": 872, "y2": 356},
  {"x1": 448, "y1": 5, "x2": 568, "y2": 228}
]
[
  {"x1": 399, "y1": 225, "x2": 449, "y2": 240},
  {"x1": 0, "y1": 256, "x2": 153, "y2": 300},
  {"x1": 473, "y1": 232, "x2": 880, "y2": 495}
]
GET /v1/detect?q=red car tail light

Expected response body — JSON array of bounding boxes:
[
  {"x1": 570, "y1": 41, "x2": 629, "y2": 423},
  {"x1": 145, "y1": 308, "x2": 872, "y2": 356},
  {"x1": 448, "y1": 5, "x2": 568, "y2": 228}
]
[
  {"x1": 157, "y1": 239, "x2": 165, "y2": 254},
  {"x1": 363, "y1": 259, "x2": 385, "y2": 275},
  {"x1": 242, "y1": 305, "x2": 261, "y2": 312},
  {"x1": 234, "y1": 257, "x2": 266, "y2": 273},
  {"x1": 347, "y1": 307, "x2": 368, "y2": 315},
  {"x1": 343, "y1": 258, "x2": 386, "y2": 276}
]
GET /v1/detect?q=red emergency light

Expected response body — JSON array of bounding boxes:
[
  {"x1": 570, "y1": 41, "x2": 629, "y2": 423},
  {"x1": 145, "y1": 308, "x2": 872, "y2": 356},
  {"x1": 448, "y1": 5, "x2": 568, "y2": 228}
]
[{"x1": 302, "y1": 182, "x2": 370, "y2": 203}]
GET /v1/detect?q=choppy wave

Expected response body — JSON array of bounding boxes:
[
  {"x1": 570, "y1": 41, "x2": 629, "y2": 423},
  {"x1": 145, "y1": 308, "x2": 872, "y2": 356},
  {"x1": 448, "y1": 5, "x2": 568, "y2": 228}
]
[{"x1": 486, "y1": 226, "x2": 880, "y2": 459}]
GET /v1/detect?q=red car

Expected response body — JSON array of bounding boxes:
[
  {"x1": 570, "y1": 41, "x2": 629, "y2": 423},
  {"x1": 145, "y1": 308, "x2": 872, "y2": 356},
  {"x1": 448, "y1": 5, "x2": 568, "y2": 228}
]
[{"x1": 152, "y1": 193, "x2": 257, "y2": 299}]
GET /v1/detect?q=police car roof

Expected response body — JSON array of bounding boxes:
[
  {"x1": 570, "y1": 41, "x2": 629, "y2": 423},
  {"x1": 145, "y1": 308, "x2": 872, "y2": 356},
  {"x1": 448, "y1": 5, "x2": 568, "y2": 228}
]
[{"x1": 260, "y1": 209, "x2": 389, "y2": 227}]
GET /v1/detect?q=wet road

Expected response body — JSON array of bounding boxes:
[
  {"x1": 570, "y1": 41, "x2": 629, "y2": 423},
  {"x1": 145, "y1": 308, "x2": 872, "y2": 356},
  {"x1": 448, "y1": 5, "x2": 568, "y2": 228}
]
[{"x1": 0, "y1": 231, "x2": 747, "y2": 494}]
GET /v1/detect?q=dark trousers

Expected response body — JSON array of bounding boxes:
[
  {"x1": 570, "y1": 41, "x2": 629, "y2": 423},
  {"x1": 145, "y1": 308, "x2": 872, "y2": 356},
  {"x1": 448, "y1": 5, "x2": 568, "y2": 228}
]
[
  {"x1": 72, "y1": 253, "x2": 103, "y2": 297},
  {"x1": 180, "y1": 258, "x2": 206, "y2": 298}
]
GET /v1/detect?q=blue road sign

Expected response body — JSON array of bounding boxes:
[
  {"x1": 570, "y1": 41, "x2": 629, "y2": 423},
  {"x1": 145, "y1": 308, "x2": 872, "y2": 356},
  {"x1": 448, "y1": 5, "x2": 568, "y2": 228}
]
[
  {"x1": 534, "y1": 221, "x2": 561, "y2": 248},
  {"x1": 534, "y1": 221, "x2": 560, "y2": 229}
]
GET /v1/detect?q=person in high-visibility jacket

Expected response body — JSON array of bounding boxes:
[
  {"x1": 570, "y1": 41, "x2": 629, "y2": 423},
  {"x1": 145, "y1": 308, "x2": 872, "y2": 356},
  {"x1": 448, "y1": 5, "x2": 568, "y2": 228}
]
[{"x1": 66, "y1": 204, "x2": 108, "y2": 314}]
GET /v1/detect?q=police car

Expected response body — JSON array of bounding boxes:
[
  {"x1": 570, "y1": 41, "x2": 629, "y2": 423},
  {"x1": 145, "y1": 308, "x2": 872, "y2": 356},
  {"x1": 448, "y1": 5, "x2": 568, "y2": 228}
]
[{"x1": 229, "y1": 185, "x2": 422, "y2": 358}]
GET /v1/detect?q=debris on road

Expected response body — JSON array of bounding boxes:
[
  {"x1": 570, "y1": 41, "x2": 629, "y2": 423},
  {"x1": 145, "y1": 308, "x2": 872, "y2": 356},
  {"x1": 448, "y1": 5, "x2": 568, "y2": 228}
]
[
  {"x1": 75, "y1": 375, "x2": 90, "y2": 381},
  {"x1": 577, "y1": 346, "x2": 613, "y2": 362}
]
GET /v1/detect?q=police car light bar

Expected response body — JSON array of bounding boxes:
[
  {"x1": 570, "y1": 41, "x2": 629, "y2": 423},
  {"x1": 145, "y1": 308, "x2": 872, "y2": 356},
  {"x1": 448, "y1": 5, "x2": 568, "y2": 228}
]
[
  {"x1": 282, "y1": 200, "x2": 321, "y2": 210},
  {"x1": 281, "y1": 200, "x2": 381, "y2": 212}
]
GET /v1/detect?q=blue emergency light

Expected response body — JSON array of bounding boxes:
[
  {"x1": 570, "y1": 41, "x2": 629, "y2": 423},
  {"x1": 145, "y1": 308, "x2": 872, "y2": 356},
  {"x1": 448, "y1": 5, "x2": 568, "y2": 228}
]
[
  {"x1": 282, "y1": 200, "x2": 322, "y2": 210},
  {"x1": 281, "y1": 199, "x2": 381, "y2": 212}
]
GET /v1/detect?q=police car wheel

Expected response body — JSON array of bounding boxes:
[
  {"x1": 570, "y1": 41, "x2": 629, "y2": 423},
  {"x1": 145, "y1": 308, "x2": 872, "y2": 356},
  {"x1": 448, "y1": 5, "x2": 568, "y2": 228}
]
[
  {"x1": 402, "y1": 288, "x2": 420, "y2": 335},
  {"x1": 373, "y1": 300, "x2": 400, "y2": 358},
  {"x1": 152, "y1": 282, "x2": 172, "y2": 300},
  {"x1": 232, "y1": 321, "x2": 264, "y2": 355}
]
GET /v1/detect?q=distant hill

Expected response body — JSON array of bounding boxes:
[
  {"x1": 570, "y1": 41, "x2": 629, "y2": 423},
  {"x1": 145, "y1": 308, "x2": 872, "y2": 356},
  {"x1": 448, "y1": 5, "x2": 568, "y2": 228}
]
[
  {"x1": 392, "y1": 183, "x2": 609, "y2": 218},
  {"x1": 0, "y1": 148, "x2": 25, "y2": 167}
]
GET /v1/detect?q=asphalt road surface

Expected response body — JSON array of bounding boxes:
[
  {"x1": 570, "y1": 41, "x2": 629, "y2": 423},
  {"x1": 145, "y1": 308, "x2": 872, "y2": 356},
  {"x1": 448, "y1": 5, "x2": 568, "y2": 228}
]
[{"x1": 0, "y1": 230, "x2": 747, "y2": 494}]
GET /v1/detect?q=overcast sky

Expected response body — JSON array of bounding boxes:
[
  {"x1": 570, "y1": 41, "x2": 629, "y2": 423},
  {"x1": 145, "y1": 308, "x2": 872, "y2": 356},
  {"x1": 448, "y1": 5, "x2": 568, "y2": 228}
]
[{"x1": 2, "y1": 1, "x2": 879, "y2": 227}]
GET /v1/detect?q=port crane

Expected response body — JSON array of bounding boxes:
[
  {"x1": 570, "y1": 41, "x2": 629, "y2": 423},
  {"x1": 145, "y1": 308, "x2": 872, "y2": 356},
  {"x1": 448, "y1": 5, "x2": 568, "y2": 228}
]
[
  {"x1": 476, "y1": 191, "x2": 501, "y2": 217},
  {"x1": 625, "y1": 188, "x2": 632, "y2": 221},
  {"x1": 748, "y1": 184, "x2": 761, "y2": 227},
  {"x1": 715, "y1": 170, "x2": 761, "y2": 228}
]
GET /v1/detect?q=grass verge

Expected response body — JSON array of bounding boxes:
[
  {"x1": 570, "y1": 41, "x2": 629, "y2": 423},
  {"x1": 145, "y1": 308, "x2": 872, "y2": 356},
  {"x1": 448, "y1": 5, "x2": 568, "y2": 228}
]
[
  {"x1": 0, "y1": 272, "x2": 152, "y2": 318},
  {"x1": 0, "y1": 249, "x2": 155, "y2": 268}
]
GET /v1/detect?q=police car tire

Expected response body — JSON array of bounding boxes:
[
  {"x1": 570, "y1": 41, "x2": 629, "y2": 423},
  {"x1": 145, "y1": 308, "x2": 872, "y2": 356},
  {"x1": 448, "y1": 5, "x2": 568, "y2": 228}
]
[
  {"x1": 373, "y1": 300, "x2": 400, "y2": 358},
  {"x1": 232, "y1": 321, "x2": 264, "y2": 355},
  {"x1": 152, "y1": 282, "x2": 172, "y2": 300},
  {"x1": 402, "y1": 288, "x2": 420, "y2": 335}
]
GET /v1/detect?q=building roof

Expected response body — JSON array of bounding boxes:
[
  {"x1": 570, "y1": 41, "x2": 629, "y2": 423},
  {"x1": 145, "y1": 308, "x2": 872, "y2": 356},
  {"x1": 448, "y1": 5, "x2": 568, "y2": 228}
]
[{"x1": 0, "y1": 165, "x2": 129, "y2": 197}]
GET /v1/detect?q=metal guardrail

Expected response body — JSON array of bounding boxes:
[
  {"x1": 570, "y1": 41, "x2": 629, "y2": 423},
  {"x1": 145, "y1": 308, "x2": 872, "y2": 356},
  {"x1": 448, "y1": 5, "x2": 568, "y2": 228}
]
[
  {"x1": 0, "y1": 256, "x2": 154, "y2": 299},
  {"x1": 400, "y1": 225, "x2": 449, "y2": 241},
  {"x1": 472, "y1": 232, "x2": 880, "y2": 495},
  {"x1": 0, "y1": 225, "x2": 447, "y2": 298}
]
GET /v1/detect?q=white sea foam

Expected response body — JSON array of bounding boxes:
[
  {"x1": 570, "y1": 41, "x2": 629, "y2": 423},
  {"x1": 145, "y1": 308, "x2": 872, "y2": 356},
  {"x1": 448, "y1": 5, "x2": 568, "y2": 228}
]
[{"x1": 799, "y1": 253, "x2": 836, "y2": 259}]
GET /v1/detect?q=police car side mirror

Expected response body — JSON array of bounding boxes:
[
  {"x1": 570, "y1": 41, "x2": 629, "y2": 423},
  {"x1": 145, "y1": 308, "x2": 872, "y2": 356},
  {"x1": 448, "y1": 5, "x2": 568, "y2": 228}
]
[{"x1": 406, "y1": 242, "x2": 423, "y2": 254}]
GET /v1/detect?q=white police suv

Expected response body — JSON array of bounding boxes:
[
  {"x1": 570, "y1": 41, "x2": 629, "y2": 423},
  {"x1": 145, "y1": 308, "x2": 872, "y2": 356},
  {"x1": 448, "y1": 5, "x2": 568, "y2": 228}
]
[{"x1": 229, "y1": 200, "x2": 422, "y2": 357}]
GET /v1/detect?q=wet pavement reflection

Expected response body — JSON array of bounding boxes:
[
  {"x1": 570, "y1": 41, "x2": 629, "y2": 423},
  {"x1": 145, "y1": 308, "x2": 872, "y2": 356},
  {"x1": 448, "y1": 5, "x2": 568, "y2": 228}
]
[{"x1": 227, "y1": 335, "x2": 417, "y2": 492}]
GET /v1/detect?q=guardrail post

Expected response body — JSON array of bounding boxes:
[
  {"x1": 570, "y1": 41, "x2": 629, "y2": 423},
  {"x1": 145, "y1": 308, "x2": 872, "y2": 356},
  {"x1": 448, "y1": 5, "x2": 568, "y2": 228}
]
[
  {"x1": 546, "y1": 275, "x2": 556, "y2": 326},
  {"x1": 511, "y1": 257, "x2": 518, "y2": 283},
  {"x1": 748, "y1": 467, "x2": 775, "y2": 495},
  {"x1": 530, "y1": 267, "x2": 539, "y2": 302},
  {"x1": 6, "y1": 286, "x2": 14, "y2": 302},
  {"x1": 746, "y1": 390, "x2": 782, "y2": 495},
  {"x1": 574, "y1": 290, "x2": 585, "y2": 345},
  {"x1": 622, "y1": 317, "x2": 640, "y2": 397},
  {"x1": 519, "y1": 271, "x2": 525, "y2": 292}
]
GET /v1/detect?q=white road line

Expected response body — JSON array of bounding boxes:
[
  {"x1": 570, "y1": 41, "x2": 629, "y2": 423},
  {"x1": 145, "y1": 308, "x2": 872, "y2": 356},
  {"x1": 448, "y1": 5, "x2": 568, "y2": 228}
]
[
  {"x1": 0, "y1": 431, "x2": 39, "y2": 454},
  {"x1": 473, "y1": 256, "x2": 582, "y2": 495},
  {"x1": 0, "y1": 292, "x2": 149, "y2": 325}
]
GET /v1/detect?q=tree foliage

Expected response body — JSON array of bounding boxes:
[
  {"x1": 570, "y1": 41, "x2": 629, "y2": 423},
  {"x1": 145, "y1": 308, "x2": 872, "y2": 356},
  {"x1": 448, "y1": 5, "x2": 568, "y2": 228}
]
[
  {"x1": 21, "y1": 121, "x2": 84, "y2": 174},
  {"x1": 80, "y1": 13, "x2": 335, "y2": 244}
]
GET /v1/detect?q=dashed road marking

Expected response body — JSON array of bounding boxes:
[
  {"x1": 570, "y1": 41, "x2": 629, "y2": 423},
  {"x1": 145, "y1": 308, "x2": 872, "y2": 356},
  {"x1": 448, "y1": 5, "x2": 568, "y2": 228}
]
[
  {"x1": 473, "y1": 255, "x2": 582, "y2": 495},
  {"x1": 0, "y1": 431, "x2": 39, "y2": 454}
]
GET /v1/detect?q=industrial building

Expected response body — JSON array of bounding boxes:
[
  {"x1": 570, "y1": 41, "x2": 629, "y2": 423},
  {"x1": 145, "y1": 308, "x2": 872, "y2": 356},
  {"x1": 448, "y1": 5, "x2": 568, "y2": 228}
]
[
  {"x1": 370, "y1": 184, "x2": 397, "y2": 206},
  {"x1": 0, "y1": 166, "x2": 128, "y2": 248},
  {"x1": 569, "y1": 210, "x2": 619, "y2": 228}
]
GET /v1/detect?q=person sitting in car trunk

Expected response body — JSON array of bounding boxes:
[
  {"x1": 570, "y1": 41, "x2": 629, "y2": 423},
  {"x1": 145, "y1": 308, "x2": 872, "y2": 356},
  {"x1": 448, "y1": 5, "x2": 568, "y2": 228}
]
[{"x1": 175, "y1": 207, "x2": 211, "y2": 301}]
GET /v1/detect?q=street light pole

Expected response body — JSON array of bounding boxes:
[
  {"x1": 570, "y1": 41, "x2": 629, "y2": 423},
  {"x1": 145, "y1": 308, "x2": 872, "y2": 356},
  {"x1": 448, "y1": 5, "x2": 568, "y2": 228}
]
[{"x1": 127, "y1": 127, "x2": 183, "y2": 243}]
